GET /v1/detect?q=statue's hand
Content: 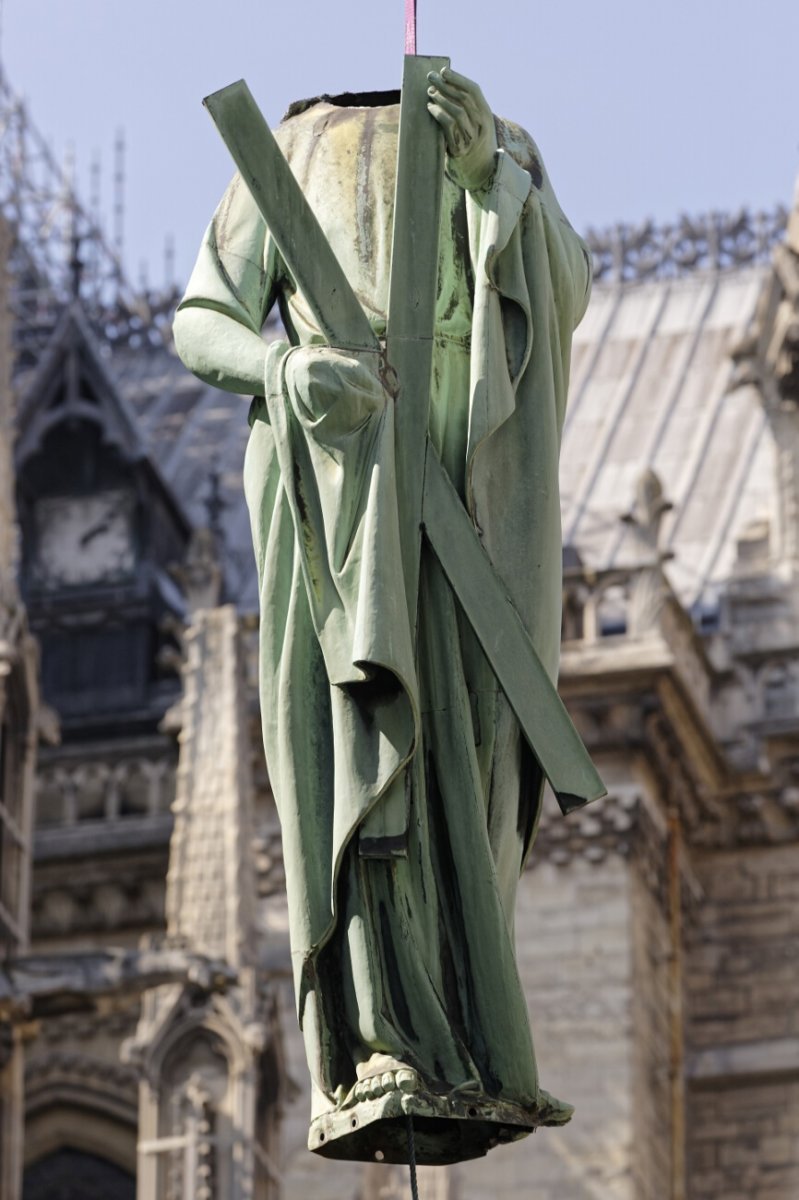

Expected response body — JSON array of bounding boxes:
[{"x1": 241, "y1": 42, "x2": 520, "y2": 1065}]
[
  {"x1": 286, "y1": 347, "x2": 389, "y2": 436},
  {"x1": 427, "y1": 67, "x2": 498, "y2": 193}
]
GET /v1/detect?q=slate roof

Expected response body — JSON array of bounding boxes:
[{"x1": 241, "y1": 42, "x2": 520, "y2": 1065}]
[
  {"x1": 112, "y1": 334, "x2": 270, "y2": 612},
  {"x1": 109, "y1": 259, "x2": 776, "y2": 620},
  {"x1": 564, "y1": 264, "x2": 773, "y2": 609}
]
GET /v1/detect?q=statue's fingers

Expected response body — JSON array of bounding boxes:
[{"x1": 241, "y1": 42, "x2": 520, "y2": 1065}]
[
  {"x1": 434, "y1": 89, "x2": 483, "y2": 144},
  {"x1": 432, "y1": 72, "x2": 484, "y2": 126},
  {"x1": 426, "y1": 103, "x2": 463, "y2": 155},
  {"x1": 440, "y1": 66, "x2": 484, "y2": 99},
  {"x1": 427, "y1": 88, "x2": 472, "y2": 137},
  {"x1": 428, "y1": 71, "x2": 476, "y2": 111},
  {"x1": 427, "y1": 105, "x2": 460, "y2": 152}
]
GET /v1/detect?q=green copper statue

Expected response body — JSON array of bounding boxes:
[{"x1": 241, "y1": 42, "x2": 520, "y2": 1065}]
[{"x1": 174, "y1": 59, "x2": 602, "y2": 1165}]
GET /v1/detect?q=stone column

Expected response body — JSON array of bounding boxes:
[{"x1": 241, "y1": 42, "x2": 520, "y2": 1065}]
[
  {"x1": 0, "y1": 212, "x2": 40, "y2": 1200},
  {"x1": 125, "y1": 594, "x2": 282, "y2": 1200}
]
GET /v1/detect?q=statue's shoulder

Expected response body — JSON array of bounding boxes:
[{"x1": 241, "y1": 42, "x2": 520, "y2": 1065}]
[
  {"x1": 273, "y1": 104, "x2": 319, "y2": 155},
  {"x1": 494, "y1": 117, "x2": 544, "y2": 190},
  {"x1": 274, "y1": 95, "x2": 401, "y2": 176}
]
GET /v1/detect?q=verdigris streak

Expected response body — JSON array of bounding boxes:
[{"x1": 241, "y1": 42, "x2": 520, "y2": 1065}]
[{"x1": 175, "y1": 57, "x2": 602, "y2": 1166}]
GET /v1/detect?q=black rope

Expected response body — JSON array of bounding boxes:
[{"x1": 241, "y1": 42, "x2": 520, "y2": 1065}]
[{"x1": 406, "y1": 1113, "x2": 420, "y2": 1200}]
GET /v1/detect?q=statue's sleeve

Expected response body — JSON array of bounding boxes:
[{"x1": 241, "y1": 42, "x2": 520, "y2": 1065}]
[
  {"x1": 178, "y1": 171, "x2": 282, "y2": 335},
  {"x1": 463, "y1": 135, "x2": 592, "y2": 694},
  {"x1": 464, "y1": 142, "x2": 592, "y2": 470}
]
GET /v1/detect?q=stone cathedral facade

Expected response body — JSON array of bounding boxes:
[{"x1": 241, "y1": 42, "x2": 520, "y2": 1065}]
[{"x1": 1, "y1": 158, "x2": 799, "y2": 1198}]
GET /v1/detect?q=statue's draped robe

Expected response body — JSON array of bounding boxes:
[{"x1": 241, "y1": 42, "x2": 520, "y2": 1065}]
[{"x1": 178, "y1": 98, "x2": 591, "y2": 1127}]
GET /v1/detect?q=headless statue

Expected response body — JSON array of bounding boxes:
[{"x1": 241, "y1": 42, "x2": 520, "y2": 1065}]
[{"x1": 175, "y1": 66, "x2": 595, "y2": 1164}]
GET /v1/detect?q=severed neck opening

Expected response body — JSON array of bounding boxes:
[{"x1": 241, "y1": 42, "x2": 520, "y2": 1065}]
[{"x1": 284, "y1": 89, "x2": 401, "y2": 120}]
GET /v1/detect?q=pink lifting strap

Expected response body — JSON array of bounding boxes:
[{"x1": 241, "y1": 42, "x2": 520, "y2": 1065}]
[{"x1": 404, "y1": 0, "x2": 417, "y2": 55}]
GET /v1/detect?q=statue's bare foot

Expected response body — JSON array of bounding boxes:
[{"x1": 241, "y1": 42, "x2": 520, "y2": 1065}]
[
  {"x1": 352, "y1": 1053, "x2": 419, "y2": 1103},
  {"x1": 536, "y1": 1087, "x2": 574, "y2": 1126}
]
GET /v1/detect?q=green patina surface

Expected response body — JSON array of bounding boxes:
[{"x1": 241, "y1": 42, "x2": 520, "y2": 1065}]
[{"x1": 175, "y1": 58, "x2": 602, "y2": 1165}]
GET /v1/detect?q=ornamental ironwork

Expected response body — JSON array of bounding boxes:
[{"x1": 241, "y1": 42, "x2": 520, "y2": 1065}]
[{"x1": 586, "y1": 207, "x2": 789, "y2": 284}]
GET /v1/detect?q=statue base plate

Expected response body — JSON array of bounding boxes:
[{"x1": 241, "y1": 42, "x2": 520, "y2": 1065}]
[{"x1": 309, "y1": 1086, "x2": 553, "y2": 1165}]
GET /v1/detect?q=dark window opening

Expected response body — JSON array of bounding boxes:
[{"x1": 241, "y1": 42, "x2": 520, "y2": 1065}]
[{"x1": 23, "y1": 1148, "x2": 135, "y2": 1200}]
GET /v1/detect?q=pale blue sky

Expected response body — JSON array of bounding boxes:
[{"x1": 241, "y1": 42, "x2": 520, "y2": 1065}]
[{"x1": 4, "y1": 0, "x2": 798, "y2": 289}]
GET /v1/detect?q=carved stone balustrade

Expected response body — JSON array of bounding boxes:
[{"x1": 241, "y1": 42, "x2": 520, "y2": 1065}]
[{"x1": 34, "y1": 748, "x2": 176, "y2": 827}]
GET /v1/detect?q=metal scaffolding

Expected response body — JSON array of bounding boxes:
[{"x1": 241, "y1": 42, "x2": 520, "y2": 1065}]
[{"x1": 0, "y1": 62, "x2": 178, "y2": 367}]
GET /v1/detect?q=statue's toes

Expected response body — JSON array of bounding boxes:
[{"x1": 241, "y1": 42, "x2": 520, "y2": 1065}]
[
  {"x1": 350, "y1": 1062, "x2": 419, "y2": 1105},
  {"x1": 537, "y1": 1087, "x2": 574, "y2": 1126}
]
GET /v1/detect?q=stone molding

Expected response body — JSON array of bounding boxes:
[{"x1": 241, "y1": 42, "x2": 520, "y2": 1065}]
[
  {"x1": 0, "y1": 947, "x2": 236, "y2": 1020},
  {"x1": 527, "y1": 791, "x2": 703, "y2": 922},
  {"x1": 37, "y1": 1002, "x2": 139, "y2": 1046},
  {"x1": 25, "y1": 1050, "x2": 139, "y2": 1117},
  {"x1": 34, "y1": 752, "x2": 176, "y2": 829},
  {"x1": 687, "y1": 1035, "x2": 799, "y2": 1084},
  {"x1": 692, "y1": 782, "x2": 799, "y2": 850},
  {"x1": 35, "y1": 812, "x2": 173, "y2": 860},
  {"x1": 528, "y1": 791, "x2": 643, "y2": 868},
  {"x1": 561, "y1": 564, "x2": 718, "y2": 742},
  {"x1": 31, "y1": 850, "x2": 167, "y2": 939}
]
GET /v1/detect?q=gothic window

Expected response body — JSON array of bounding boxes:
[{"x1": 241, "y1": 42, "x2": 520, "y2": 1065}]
[
  {"x1": 154, "y1": 1031, "x2": 232, "y2": 1200},
  {"x1": 762, "y1": 663, "x2": 795, "y2": 719},
  {"x1": 596, "y1": 583, "x2": 628, "y2": 637},
  {"x1": 561, "y1": 586, "x2": 585, "y2": 642},
  {"x1": 39, "y1": 624, "x2": 152, "y2": 717},
  {"x1": 116, "y1": 758, "x2": 153, "y2": 817},
  {"x1": 34, "y1": 766, "x2": 65, "y2": 826},
  {"x1": 22, "y1": 1148, "x2": 135, "y2": 1200}
]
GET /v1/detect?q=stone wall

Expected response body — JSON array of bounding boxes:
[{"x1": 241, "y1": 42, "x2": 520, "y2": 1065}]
[
  {"x1": 459, "y1": 845, "x2": 635, "y2": 1200},
  {"x1": 685, "y1": 843, "x2": 799, "y2": 1199},
  {"x1": 687, "y1": 1079, "x2": 799, "y2": 1199},
  {"x1": 629, "y1": 811, "x2": 674, "y2": 1200},
  {"x1": 687, "y1": 845, "x2": 799, "y2": 1051}
]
